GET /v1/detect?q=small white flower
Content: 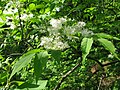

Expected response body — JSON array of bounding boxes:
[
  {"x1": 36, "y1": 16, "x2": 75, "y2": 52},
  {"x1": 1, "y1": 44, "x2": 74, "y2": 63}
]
[
  {"x1": 20, "y1": 14, "x2": 28, "y2": 20},
  {"x1": 50, "y1": 18, "x2": 62, "y2": 29},
  {"x1": 12, "y1": 8, "x2": 18, "y2": 13},
  {"x1": 108, "y1": 54, "x2": 114, "y2": 58},
  {"x1": 4, "y1": 1, "x2": 13, "y2": 9},
  {"x1": 56, "y1": 7, "x2": 60, "y2": 12},
  {"x1": 29, "y1": 14, "x2": 34, "y2": 18},
  {"x1": 3, "y1": 8, "x2": 13, "y2": 14},
  {"x1": 40, "y1": 37, "x2": 53, "y2": 46},
  {"x1": 81, "y1": 29, "x2": 94, "y2": 37},
  {"x1": 60, "y1": 17, "x2": 67, "y2": 23},
  {"x1": 10, "y1": 23, "x2": 16, "y2": 29},
  {"x1": 77, "y1": 21, "x2": 86, "y2": 27},
  {"x1": 0, "y1": 18, "x2": 4, "y2": 23}
]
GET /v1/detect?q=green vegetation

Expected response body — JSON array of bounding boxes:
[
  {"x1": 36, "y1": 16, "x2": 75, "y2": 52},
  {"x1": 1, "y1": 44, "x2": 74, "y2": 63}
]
[{"x1": 0, "y1": 0, "x2": 120, "y2": 90}]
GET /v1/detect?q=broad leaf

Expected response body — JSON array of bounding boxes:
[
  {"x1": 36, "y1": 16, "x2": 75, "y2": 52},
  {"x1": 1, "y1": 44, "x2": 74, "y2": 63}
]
[
  {"x1": 98, "y1": 38, "x2": 120, "y2": 60},
  {"x1": 96, "y1": 33, "x2": 120, "y2": 40},
  {"x1": 81, "y1": 38, "x2": 93, "y2": 64},
  {"x1": 34, "y1": 51, "x2": 49, "y2": 84},
  {"x1": 50, "y1": 50, "x2": 61, "y2": 64},
  {"x1": 16, "y1": 80, "x2": 47, "y2": 90},
  {"x1": 9, "y1": 49, "x2": 41, "y2": 80}
]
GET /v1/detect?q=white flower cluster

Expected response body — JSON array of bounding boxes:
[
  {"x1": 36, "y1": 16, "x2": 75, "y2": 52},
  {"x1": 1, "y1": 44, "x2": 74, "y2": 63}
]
[
  {"x1": 81, "y1": 29, "x2": 94, "y2": 37},
  {"x1": 3, "y1": 1, "x2": 34, "y2": 29},
  {"x1": 3, "y1": 1, "x2": 18, "y2": 15},
  {"x1": 5, "y1": 17, "x2": 16, "y2": 29},
  {"x1": 50, "y1": 18, "x2": 66, "y2": 29},
  {"x1": 40, "y1": 17, "x2": 70, "y2": 50},
  {"x1": 40, "y1": 18, "x2": 94, "y2": 50},
  {"x1": 19, "y1": 13, "x2": 33, "y2": 21},
  {"x1": 40, "y1": 36, "x2": 69, "y2": 50},
  {"x1": 64, "y1": 21, "x2": 93, "y2": 38},
  {"x1": 77, "y1": 21, "x2": 86, "y2": 27}
]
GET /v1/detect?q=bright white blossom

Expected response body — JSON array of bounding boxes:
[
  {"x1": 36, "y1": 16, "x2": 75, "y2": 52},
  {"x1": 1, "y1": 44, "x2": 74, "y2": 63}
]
[
  {"x1": 4, "y1": 1, "x2": 13, "y2": 9},
  {"x1": 20, "y1": 14, "x2": 28, "y2": 20},
  {"x1": 56, "y1": 7, "x2": 60, "y2": 12},
  {"x1": 5, "y1": 17, "x2": 16, "y2": 29},
  {"x1": 40, "y1": 36, "x2": 69, "y2": 50},
  {"x1": 0, "y1": 18, "x2": 4, "y2": 23},
  {"x1": 29, "y1": 14, "x2": 34, "y2": 18},
  {"x1": 10, "y1": 23, "x2": 16, "y2": 29},
  {"x1": 20, "y1": 13, "x2": 33, "y2": 21},
  {"x1": 40, "y1": 18, "x2": 93, "y2": 50},
  {"x1": 50, "y1": 18, "x2": 66, "y2": 29},
  {"x1": 108, "y1": 54, "x2": 114, "y2": 58},
  {"x1": 50, "y1": 18, "x2": 62, "y2": 29},
  {"x1": 12, "y1": 8, "x2": 18, "y2": 13},
  {"x1": 77, "y1": 21, "x2": 86, "y2": 27},
  {"x1": 3, "y1": 8, "x2": 13, "y2": 14},
  {"x1": 81, "y1": 29, "x2": 94, "y2": 37}
]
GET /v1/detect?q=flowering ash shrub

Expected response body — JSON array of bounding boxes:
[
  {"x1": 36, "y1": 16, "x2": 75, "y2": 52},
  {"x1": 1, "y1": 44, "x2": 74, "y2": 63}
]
[{"x1": 40, "y1": 18, "x2": 94, "y2": 50}]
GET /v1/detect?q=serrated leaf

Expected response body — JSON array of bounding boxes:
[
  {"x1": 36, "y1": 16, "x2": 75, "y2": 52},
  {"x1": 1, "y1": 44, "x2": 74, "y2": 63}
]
[
  {"x1": 96, "y1": 33, "x2": 120, "y2": 40},
  {"x1": 81, "y1": 38, "x2": 93, "y2": 64},
  {"x1": 34, "y1": 51, "x2": 49, "y2": 84},
  {"x1": 98, "y1": 38, "x2": 120, "y2": 60},
  {"x1": 9, "y1": 49, "x2": 41, "y2": 80}
]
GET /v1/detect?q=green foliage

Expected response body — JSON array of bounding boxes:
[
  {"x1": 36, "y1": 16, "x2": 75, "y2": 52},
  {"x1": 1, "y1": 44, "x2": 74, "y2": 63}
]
[
  {"x1": 81, "y1": 38, "x2": 93, "y2": 64},
  {"x1": 0, "y1": 0, "x2": 120, "y2": 90},
  {"x1": 98, "y1": 38, "x2": 120, "y2": 60},
  {"x1": 96, "y1": 33, "x2": 120, "y2": 40},
  {"x1": 34, "y1": 51, "x2": 49, "y2": 84},
  {"x1": 9, "y1": 49, "x2": 41, "y2": 80}
]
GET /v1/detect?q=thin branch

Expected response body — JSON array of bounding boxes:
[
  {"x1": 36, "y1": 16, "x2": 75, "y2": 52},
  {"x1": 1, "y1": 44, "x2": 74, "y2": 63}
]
[
  {"x1": 97, "y1": 77, "x2": 102, "y2": 90},
  {"x1": 16, "y1": 4, "x2": 23, "y2": 41},
  {"x1": 86, "y1": 58, "x2": 120, "y2": 83},
  {"x1": 53, "y1": 63, "x2": 80, "y2": 90},
  {"x1": 103, "y1": 60, "x2": 120, "y2": 66},
  {"x1": 88, "y1": 57, "x2": 103, "y2": 67}
]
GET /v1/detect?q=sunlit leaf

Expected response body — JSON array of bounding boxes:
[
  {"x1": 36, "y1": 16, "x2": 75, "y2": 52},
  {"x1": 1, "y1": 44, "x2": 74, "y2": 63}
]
[
  {"x1": 29, "y1": 3, "x2": 36, "y2": 10},
  {"x1": 9, "y1": 49, "x2": 41, "y2": 80},
  {"x1": 96, "y1": 33, "x2": 120, "y2": 40},
  {"x1": 81, "y1": 38, "x2": 93, "y2": 64},
  {"x1": 98, "y1": 38, "x2": 120, "y2": 60}
]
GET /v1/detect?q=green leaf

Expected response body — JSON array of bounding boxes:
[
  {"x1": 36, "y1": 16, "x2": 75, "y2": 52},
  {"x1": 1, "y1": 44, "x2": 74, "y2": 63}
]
[
  {"x1": 81, "y1": 38, "x2": 93, "y2": 64},
  {"x1": 0, "y1": 10, "x2": 2, "y2": 14},
  {"x1": 17, "y1": 80, "x2": 47, "y2": 90},
  {"x1": 96, "y1": 33, "x2": 120, "y2": 40},
  {"x1": 29, "y1": 3, "x2": 36, "y2": 10},
  {"x1": 20, "y1": 0, "x2": 26, "y2": 2},
  {"x1": 34, "y1": 51, "x2": 49, "y2": 84},
  {"x1": 44, "y1": 7, "x2": 50, "y2": 13},
  {"x1": 36, "y1": 4, "x2": 45, "y2": 9},
  {"x1": 31, "y1": 80, "x2": 47, "y2": 90},
  {"x1": 9, "y1": 49, "x2": 41, "y2": 80},
  {"x1": 50, "y1": 50, "x2": 61, "y2": 63},
  {"x1": 98, "y1": 38, "x2": 120, "y2": 60},
  {"x1": 0, "y1": 72, "x2": 7, "y2": 84}
]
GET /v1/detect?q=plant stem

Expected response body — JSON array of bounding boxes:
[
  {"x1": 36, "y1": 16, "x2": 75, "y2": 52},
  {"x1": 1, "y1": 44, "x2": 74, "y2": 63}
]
[{"x1": 53, "y1": 63, "x2": 80, "y2": 90}]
